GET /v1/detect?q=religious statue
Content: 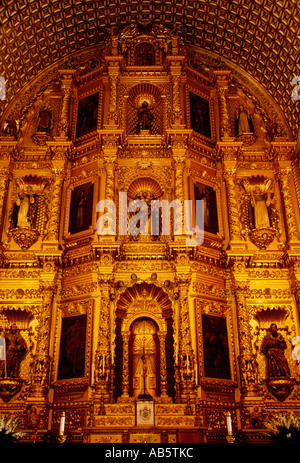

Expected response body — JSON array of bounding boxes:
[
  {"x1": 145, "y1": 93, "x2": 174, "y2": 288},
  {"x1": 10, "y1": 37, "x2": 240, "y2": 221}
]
[
  {"x1": 2, "y1": 115, "x2": 18, "y2": 138},
  {"x1": 137, "y1": 101, "x2": 154, "y2": 133},
  {"x1": 15, "y1": 190, "x2": 35, "y2": 229},
  {"x1": 250, "y1": 181, "x2": 272, "y2": 229},
  {"x1": 235, "y1": 104, "x2": 254, "y2": 136},
  {"x1": 37, "y1": 106, "x2": 53, "y2": 133},
  {"x1": 4, "y1": 323, "x2": 27, "y2": 378},
  {"x1": 261, "y1": 324, "x2": 290, "y2": 379}
]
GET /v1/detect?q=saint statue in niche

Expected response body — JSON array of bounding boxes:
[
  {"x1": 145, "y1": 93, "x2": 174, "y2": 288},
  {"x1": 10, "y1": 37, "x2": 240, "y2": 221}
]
[
  {"x1": 241, "y1": 177, "x2": 273, "y2": 231},
  {"x1": 261, "y1": 323, "x2": 290, "y2": 379},
  {"x1": 137, "y1": 101, "x2": 154, "y2": 133},
  {"x1": 1, "y1": 323, "x2": 27, "y2": 378},
  {"x1": 15, "y1": 190, "x2": 35, "y2": 229},
  {"x1": 251, "y1": 183, "x2": 272, "y2": 229},
  {"x1": 37, "y1": 107, "x2": 53, "y2": 133},
  {"x1": 235, "y1": 104, "x2": 254, "y2": 136}
]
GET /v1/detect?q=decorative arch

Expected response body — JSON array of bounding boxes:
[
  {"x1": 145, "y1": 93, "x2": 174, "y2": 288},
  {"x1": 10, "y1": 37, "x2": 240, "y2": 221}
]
[{"x1": 113, "y1": 282, "x2": 175, "y2": 401}]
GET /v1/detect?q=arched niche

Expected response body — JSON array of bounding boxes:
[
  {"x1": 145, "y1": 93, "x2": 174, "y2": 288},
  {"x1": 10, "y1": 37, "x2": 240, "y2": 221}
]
[{"x1": 114, "y1": 282, "x2": 175, "y2": 402}]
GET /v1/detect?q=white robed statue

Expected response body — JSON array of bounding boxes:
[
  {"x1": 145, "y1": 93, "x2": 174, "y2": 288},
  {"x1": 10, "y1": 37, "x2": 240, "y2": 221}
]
[
  {"x1": 250, "y1": 180, "x2": 272, "y2": 229},
  {"x1": 16, "y1": 192, "x2": 34, "y2": 228}
]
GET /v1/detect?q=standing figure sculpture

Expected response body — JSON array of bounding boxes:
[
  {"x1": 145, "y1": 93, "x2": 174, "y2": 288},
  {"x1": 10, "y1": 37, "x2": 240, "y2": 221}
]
[
  {"x1": 235, "y1": 104, "x2": 254, "y2": 136},
  {"x1": 37, "y1": 107, "x2": 53, "y2": 133},
  {"x1": 261, "y1": 323, "x2": 290, "y2": 379},
  {"x1": 5, "y1": 323, "x2": 27, "y2": 378},
  {"x1": 16, "y1": 190, "x2": 35, "y2": 229},
  {"x1": 137, "y1": 101, "x2": 154, "y2": 133},
  {"x1": 251, "y1": 184, "x2": 272, "y2": 229}
]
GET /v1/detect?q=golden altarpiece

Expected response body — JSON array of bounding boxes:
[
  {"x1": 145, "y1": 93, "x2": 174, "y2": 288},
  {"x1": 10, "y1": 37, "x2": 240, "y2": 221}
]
[{"x1": 0, "y1": 23, "x2": 300, "y2": 443}]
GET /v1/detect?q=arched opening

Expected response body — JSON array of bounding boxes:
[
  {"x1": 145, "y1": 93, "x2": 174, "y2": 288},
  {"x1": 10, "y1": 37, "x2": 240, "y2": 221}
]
[{"x1": 113, "y1": 282, "x2": 175, "y2": 402}]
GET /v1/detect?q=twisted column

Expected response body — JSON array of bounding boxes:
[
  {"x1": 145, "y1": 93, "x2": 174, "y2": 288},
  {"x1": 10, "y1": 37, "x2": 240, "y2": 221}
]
[
  {"x1": 58, "y1": 70, "x2": 76, "y2": 137},
  {"x1": 224, "y1": 167, "x2": 241, "y2": 242},
  {"x1": 46, "y1": 166, "x2": 65, "y2": 241}
]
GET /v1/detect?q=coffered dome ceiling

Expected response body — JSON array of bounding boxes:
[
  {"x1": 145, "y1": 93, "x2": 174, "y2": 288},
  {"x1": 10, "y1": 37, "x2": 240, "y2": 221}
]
[{"x1": 0, "y1": 0, "x2": 299, "y2": 136}]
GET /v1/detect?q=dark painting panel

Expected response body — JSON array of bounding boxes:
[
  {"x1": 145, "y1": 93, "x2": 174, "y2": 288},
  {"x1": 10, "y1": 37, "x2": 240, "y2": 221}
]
[
  {"x1": 202, "y1": 314, "x2": 231, "y2": 380},
  {"x1": 68, "y1": 182, "x2": 94, "y2": 234},
  {"x1": 58, "y1": 314, "x2": 87, "y2": 380},
  {"x1": 194, "y1": 182, "x2": 219, "y2": 234},
  {"x1": 189, "y1": 92, "x2": 211, "y2": 139},
  {"x1": 76, "y1": 92, "x2": 99, "y2": 138}
]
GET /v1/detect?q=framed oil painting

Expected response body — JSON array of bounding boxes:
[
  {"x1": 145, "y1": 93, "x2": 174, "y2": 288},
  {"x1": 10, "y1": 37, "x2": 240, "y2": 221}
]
[
  {"x1": 57, "y1": 314, "x2": 87, "y2": 380},
  {"x1": 202, "y1": 314, "x2": 231, "y2": 380},
  {"x1": 189, "y1": 92, "x2": 211, "y2": 139},
  {"x1": 75, "y1": 92, "x2": 99, "y2": 138},
  {"x1": 68, "y1": 182, "x2": 94, "y2": 235},
  {"x1": 194, "y1": 181, "x2": 219, "y2": 235}
]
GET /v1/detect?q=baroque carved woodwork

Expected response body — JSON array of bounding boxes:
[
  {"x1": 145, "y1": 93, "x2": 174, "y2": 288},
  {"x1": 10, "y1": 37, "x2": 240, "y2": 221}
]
[{"x1": 0, "y1": 19, "x2": 300, "y2": 443}]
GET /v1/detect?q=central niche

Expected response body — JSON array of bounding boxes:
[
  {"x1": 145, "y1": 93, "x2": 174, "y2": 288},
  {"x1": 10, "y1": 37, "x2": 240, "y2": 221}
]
[
  {"x1": 114, "y1": 283, "x2": 175, "y2": 402},
  {"x1": 126, "y1": 83, "x2": 163, "y2": 135}
]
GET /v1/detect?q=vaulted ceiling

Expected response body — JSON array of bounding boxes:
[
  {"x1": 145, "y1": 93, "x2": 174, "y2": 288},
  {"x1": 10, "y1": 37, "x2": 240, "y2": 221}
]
[{"x1": 0, "y1": 0, "x2": 299, "y2": 136}]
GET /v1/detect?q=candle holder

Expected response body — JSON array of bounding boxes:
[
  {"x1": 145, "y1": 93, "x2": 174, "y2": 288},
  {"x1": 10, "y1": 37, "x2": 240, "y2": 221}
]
[
  {"x1": 226, "y1": 434, "x2": 235, "y2": 444},
  {"x1": 57, "y1": 433, "x2": 67, "y2": 444}
]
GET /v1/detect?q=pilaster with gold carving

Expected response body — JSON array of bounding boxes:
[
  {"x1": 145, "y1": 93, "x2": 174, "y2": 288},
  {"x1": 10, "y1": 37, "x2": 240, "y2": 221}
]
[
  {"x1": 214, "y1": 70, "x2": 232, "y2": 139},
  {"x1": 167, "y1": 36, "x2": 185, "y2": 127},
  {"x1": 58, "y1": 69, "x2": 76, "y2": 138},
  {"x1": 223, "y1": 164, "x2": 242, "y2": 243},
  {"x1": 104, "y1": 47, "x2": 122, "y2": 126},
  {"x1": 157, "y1": 331, "x2": 168, "y2": 400},
  {"x1": 44, "y1": 162, "x2": 66, "y2": 243},
  {"x1": 176, "y1": 275, "x2": 196, "y2": 402},
  {"x1": 94, "y1": 275, "x2": 114, "y2": 402},
  {"x1": 0, "y1": 163, "x2": 11, "y2": 235},
  {"x1": 120, "y1": 331, "x2": 130, "y2": 400},
  {"x1": 277, "y1": 162, "x2": 300, "y2": 244},
  {"x1": 233, "y1": 281, "x2": 259, "y2": 397},
  {"x1": 29, "y1": 285, "x2": 54, "y2": 400}
]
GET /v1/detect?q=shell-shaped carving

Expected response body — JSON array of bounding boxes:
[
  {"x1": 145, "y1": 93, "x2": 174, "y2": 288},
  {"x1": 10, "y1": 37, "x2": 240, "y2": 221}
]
[
  {"x1": 127, "y1": 177, "x2": 163, "y2": 200},
  {"x1": 128, "y1": 83, "x2": 162, "y2": 109}
]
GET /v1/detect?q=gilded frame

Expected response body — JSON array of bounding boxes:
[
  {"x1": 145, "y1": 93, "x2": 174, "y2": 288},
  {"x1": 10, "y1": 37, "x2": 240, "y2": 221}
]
[
  {"x1": 194, "y1": 298, "x2": 236, "y2": 387},
  {"x1": 185, "y1": 83, "x2": 216, "y2": 143},
  {"x1": 52, "y1": 298, "x2": 93, "y2": 387}
]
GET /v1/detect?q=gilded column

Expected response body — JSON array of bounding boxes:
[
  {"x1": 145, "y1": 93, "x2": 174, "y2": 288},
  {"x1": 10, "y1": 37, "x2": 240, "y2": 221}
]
[
  {"x1": 0, "y1": 165, "x2": 10, "y2": 232},
  {"x1": 58, "y1": 70, "x2": 76, "y2": 138},
  {"x1": 224, "y1": 166, "x2": 241, "y2": 242},
  {"x1": 94, "y1": 276, "x2": 113, "y2": 401},
  {"x1": 167, "y1": 36, "x2": 185, "y2": 127},
  {"x1": 157, "y1": 332, "x2": 168, "y2": 399},
  {"x1": 234, "y1": 281, "x2": 259, "y2": 397},
  {"x1": 45, "y1": 165, "x2": 66, "y2": 242},
  {"x1": 121, "y1": 331, "x2": 130, "y2": 399},
  {"x1": 176, "y1": 275, "x2": 195, "y2": 401},
  {"x1": 214, "y1": 70, "x2": 232, "y2": 139},
  {"x1": 277, "y1": 164, "x2": 300, "y2": 243},
  {"x1": 29, "y1": 285, "x2": 54, "y2": 399}
]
